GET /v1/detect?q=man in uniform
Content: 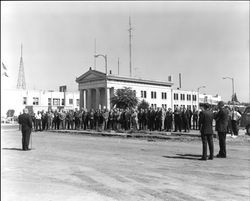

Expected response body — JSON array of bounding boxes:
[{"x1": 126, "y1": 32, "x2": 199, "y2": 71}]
[
  {"x1": 18, "y1": 108, "x2": 33, "y2": 151},
  {"x1": 215, "y1": 101, "x2": 229, "y2": 158},
  {"x1": 199, "y1": 103, "x2": 214, "y2": 160}
]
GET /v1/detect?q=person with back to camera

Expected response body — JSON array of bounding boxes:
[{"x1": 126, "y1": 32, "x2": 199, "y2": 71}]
[
  {"x1": 199, "y1": 103, "x2": 214, "y2": 161},
  {"x1": 18, "y1": 108, "x2": 33, "y2": 151},
  {"x1": 215, "y1": 101, "x2": 229, "y2": 158},
  {"x1": 230, "y1": 107, "x2": 241, "y2": 137}
]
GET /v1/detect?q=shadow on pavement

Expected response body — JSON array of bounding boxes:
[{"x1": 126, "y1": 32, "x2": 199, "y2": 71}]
[
  {"x1": 163, "y1": 153, "x2": 201, "y2": 160},
  {"x1": 2, "y1": 148, "x2": 24, "y2": 151}
]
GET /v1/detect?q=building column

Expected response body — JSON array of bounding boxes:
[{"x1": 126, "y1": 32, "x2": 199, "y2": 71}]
[
  {"x1": 95, "y1": 88, "x2": 100, "y2": 110},
  {"x1": 87, "y1": 89, "x2": 92, "y2": 111},
  {"x1": 83, "y1": 89, "x2": 87, "y2": 109},
  {"x1": 106, "y1": 88, "x2": 110, "y2": 110},
  {"x1": 79, "y1": 90, "x2": 84, "y2": 109},
  {"x1": 110, "y1": 87, "x2": 115, "y2": 108}
]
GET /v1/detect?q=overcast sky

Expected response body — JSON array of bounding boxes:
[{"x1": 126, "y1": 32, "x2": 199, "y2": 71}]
[{"x1": 1, "y1": 1, "x2": 249, "y2": 102}]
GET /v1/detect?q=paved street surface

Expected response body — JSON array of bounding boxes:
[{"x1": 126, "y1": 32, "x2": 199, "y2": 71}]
[{"x1": 1, "y1": 128, "x2": 250, "y2": 201}]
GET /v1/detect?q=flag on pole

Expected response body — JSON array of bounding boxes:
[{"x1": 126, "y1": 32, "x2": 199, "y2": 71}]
[
  {"x1": 2, "y1": 62, "x2": 9, "y2": 77},
  {"x1": 2, "y1": 62, "x2": 7, "y2": 70},
  {"x1": 2, "y1": 72, "x2": 9, "y2": 77}
]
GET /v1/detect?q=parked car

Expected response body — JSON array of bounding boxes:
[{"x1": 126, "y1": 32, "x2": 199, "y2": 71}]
[
  {"x1": 240, "y1": 106, "x2": 250, "y2": 135},
  {"x1": 1, "y1": 117, "x2": 17, "y2": 124}
]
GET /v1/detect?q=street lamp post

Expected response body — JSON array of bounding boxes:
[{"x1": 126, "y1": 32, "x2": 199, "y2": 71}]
[
  {"x1": 222, "y1": 77, "x2": 235, "y2": 106},
  {"x1": 197, "y1": 86, "x2": 206, "y2": 111},
  {"x1": 94, "y1": 54, "x2": 107, "y2": 75}
]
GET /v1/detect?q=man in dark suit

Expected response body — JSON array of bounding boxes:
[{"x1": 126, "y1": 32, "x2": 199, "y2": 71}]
[
  {"x1": 215, "y1": 101, "x2": 229, "y2": 158},
  {"x1": 174, "y1": 106, "x2": 182, "y2": 132},
  {"x1": 199, "y1": 103, "x2": 214, "y2": 160},
  {"x1": 18, "y1": 108, "x2": 33, "y2": 151}
]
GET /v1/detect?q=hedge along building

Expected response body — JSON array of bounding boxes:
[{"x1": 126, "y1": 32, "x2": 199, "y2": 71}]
[{"x1": 76, "y1": 68, "x2": 221, "y2": 111}]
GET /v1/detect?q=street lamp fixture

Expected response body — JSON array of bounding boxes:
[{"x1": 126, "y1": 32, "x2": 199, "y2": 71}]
[
  {"x1": 197, "y1": 86, "x2": 206, "y2": 111},
  {"x1": 94, "y1": 54, "x2": 107, "y2": 75}
]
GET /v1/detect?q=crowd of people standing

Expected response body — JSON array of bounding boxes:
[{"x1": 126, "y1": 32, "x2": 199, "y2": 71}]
[
  {"x1": 30, "y1": 106, "x2": 202, "y2": 133},
  {"x1": 29, "y1": 104, "x2": 242, "y2": 136}
]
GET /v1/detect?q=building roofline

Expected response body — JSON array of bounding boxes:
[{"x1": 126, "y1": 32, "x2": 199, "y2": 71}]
[
  {"x1": 76, "y1": 69, "x2": 173, "y2": 87},
  {"x1": 75, "y1": 68, "x2": 106, "y2": 82},
  {"x1": 107, "y1": 74, "x2": 173, "y2": 87}
]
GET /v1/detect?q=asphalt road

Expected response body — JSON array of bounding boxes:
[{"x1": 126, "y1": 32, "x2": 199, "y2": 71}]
[{"x1": 1, "y1": 129, "x2": 250, "y2": 201}]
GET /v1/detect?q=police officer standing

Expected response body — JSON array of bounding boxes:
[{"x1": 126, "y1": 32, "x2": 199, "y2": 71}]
[{"x1": 18, "y1": 108, "x2": 33, "y2": 151}]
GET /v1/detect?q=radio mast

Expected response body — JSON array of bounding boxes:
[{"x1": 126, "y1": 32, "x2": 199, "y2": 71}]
[{"x1": 17, "y1": 44, "x2": 26, "y2": 89}]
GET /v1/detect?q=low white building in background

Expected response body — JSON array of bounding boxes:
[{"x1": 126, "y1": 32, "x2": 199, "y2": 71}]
[
  {"x1": 76, "y1": 68, "x2": 221, "y2": 111},
  {"x1": 1, "y1": 89, "x2": 79, "y2": 117}
]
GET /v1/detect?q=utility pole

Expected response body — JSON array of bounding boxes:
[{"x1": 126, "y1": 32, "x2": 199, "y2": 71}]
[
  {"x1": 94, "y1": 38, "x2": 97, "y2": 70},
  {"x1": 223, "y1": 77, "x2": 235, "y2": 107},
  {"x1": 118, "y1": 57, "x2": 120, "y2": 76},
  {"x1": 197, "y1": 86, "x2": 206, "y2": 111},
  {"x1": 129, "y1": 16, "x2": 132, "y2": 77},
  {"x1": 179, "y1": 73, "x2": 182, "y2": 89}
]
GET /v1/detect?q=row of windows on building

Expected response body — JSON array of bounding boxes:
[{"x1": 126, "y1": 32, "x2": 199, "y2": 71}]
[
  {"x1": 141, "y1": 91, "x2": 197, "y2": 101},
  {"x1": 141, "y1": 91, "x2": 165, "y2": 99},
  {"x1": 150, "y1": 104, "x2": 196, "y2": 110},
  {"x1": 23, "y1": 97, "x2": 79, "y2": 106},
  {"x1": 175, "y1": 93, "x2": 196, "y2": 101}
]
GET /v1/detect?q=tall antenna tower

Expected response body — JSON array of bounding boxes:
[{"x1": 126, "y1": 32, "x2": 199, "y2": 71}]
[
  {"x1": 17, "y1": 44, "x2": 26, "y2": 89},
  {"x1": 128, "y1": 16, "x2": 133, "y2": 77}
]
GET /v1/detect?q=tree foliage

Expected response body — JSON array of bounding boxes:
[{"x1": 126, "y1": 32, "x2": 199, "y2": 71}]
[
  {"x1": 6, "y1": 109, "x2": 15, "y2": 117},
  {"x1": 111, "y1": 87, "x2": 138, "y2": 109},
  {"x1": 137, "y1": 99, "x2": 149, "y2": 111}
]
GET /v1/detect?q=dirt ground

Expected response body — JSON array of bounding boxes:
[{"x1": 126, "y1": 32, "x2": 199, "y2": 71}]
[{"x1": 1, "y1": 129, "x2": 250, "y2": 201}]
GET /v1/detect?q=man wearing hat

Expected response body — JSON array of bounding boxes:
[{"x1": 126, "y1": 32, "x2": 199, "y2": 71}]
[
  {"x1": 199, "y1": 103, "x2": 214, "y2": 160},
  {"x1": 18, "y1": 108, "x2": 33, "y2": 151},
  {"x1": 215, "y1": 101, "x2": 229, "y2": 158}
]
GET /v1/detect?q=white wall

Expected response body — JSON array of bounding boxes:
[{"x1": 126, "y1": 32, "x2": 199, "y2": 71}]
[
  {"x1": 172, "y1": 89, "x2": 198, "y2": 109},
  {"x1": 108, "y1": 81, "x2": 172, "y2": 109},
  {"x1": 1, "y1": 89, "x2": 79, "y2": 117},
  {"x1": 106, "y1": 81, "x2": 222, "y2": 110}
]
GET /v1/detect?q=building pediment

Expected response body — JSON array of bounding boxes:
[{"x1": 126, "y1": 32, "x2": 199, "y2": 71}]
[{"x1": 76, "y1": 69, "x2": 106, "y2": 83}]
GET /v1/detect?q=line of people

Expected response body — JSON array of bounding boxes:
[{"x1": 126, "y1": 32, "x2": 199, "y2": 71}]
[
  {"x1": 31, "y1": 105, "x2": 241, "y2": 135},
  {"x1": 30, "y1": 106, "x2": 202, "y2": 133}
]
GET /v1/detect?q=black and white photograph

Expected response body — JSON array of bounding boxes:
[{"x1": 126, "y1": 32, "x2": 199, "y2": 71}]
[{"x1": 1, "y1": 1, "x2": 250, "y2": 201}]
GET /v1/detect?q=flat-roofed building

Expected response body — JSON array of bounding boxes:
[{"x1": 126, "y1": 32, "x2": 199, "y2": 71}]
[{"x1": 1, "y1": 89, "x2": 79, "y2": 117}]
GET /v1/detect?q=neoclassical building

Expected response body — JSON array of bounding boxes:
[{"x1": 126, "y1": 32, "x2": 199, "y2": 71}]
[
  {"x1": 76, "y1": 68, "x2": 221, "y2": 111},
  {"x1": 76, "y1": 68, "x2": 174, "y2": 110}
]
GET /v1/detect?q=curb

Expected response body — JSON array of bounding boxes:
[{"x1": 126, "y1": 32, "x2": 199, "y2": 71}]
[{"x1": 47, "y1": 129, "x2": 203, "y2": 140}]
